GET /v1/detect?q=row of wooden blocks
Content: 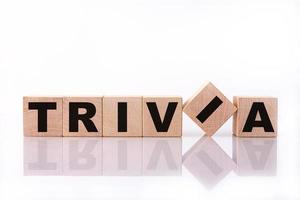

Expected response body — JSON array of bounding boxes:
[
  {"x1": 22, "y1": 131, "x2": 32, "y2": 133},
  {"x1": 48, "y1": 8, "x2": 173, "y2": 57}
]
[{"x1": 23, "y1": 82, "x2": 278, "y2": 137}]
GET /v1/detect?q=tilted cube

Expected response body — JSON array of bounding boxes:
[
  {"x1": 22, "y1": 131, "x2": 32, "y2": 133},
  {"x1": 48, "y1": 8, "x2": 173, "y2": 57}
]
[{"x1": 183, "y1": 82, "x2": 237, "y2": 136}]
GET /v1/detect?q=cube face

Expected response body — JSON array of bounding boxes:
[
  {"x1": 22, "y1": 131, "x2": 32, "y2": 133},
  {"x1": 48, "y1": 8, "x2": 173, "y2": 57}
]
[
  {"x1": 183, "y1": 82, "x2": 237, "y2": 136},
  {"x1": 143, "y1": 96, "x2": 182, "y2": 137},
  {"x1": 23, "y1": 97, "x2": 63, "y2": 137},
  {"x1": 63, "y1": 97, "x2": 103, "y2": 137},
  {"x1": 103, "y1": 96, "x2": 142, "y2": 137},
  {"x1": 232, "y1": 137, "x2": 277, "y2": 176},
  {"x1": 233, "y1": 97, "x2": 277, "y2": 137}
]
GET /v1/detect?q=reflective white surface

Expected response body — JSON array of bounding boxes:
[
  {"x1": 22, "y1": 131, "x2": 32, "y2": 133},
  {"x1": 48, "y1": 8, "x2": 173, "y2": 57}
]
[
  {"x1": 24, "y1": 137, "x2": 182, "y2": 176},
  {"x1": 2, "y1": 134, "x2": 295, "y2": 200},
  {"x1": 23, "y1": 136, "x2": 277, "y2": 179}
]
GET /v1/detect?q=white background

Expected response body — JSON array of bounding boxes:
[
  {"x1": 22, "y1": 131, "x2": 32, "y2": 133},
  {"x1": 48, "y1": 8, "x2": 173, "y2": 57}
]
[{"x1": 0, "y1": 0, "x2": 299, "y2": 199}]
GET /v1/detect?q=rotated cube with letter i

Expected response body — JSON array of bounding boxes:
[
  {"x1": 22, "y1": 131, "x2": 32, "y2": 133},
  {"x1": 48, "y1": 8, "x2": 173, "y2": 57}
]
[{"x1": 183, "y1": 82, "x2": 237, "y2": 136}]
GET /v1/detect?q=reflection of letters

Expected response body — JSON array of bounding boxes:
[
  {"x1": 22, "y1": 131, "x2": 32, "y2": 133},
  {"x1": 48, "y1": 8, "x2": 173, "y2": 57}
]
[
  {"x1": 233, "y1": 137, "x2": 277, "y2": 176},
  {"x1": 24, "y1": 137, "x2": 62, "y2": 175},
  {"x1": 24, "y1": 136, "x2": 277, "y2": 181},
  {"x1": 243, "y1": 140, "x2": 273, "y2": 170},
  {"x1": 69, "y1": 140, "x2": 98, "y2": 170},
  {"x1": 147, "y1": 141, "x2": 177, "y2": 170},
  {"x1": 183, "y1": 136, "x2": 235, "y2": 189},
  {"x1": 118, "y1": 140, "x2": 127, "y2": 170},
  {"x1": 24, "y1": 137, "x2": 182, "y2": 176},
  {"x1": 63, "y1": 138, "x2": 102, "y2": 176},
  {"x1": 196, "y1": 151, "x2": 222, "y2": 175},
  {"x1": 28, "y1": 141, "x2": 56, "y2": 170},
  {"x1": 143, "y1": 138, "x2": 182, "y2": 176},
  {"x1": 102, "y1": 138, "x2": 142, "y2": 176}
]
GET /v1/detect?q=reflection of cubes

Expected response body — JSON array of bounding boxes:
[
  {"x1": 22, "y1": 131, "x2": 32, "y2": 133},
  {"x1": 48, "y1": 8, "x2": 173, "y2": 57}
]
[
  {"x1": 103, "y1": 138, "x2": 142, "y2": 176},
  {"x1": 183, "y1": 136, "x2": 235, "y2": 189},
  {"x1": 24, "y1": 137, "x2": 63, "y2": 175},
  {"x1": 183, "y1": 82, "x2": 236, "y2": 136},
  {"x1": 143, "y1": 138, "x2": 182, "y2": 176},
  {"x1": 233, "y1": 137, "x2": 277, "y2": 176},
  {"x1": 63, "y1": 138, "x2": 102, "y2": 176}
]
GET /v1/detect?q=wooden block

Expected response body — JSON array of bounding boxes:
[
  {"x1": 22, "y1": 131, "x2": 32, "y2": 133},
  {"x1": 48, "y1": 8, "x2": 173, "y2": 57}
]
[
  {"x1": 63, "y1": 97, "x2": 102, "y2": 137},
  {"x1": 143, "y1": 96, "x2": 182, "y2": 137},
  {"x1": 233, "y1": 97, "x2": 277, "y2": 137},
  {"x1": 103, "y1": 96, "x2": 142, "y2": 137},
  {"x1": 143, "y1": 137, "x2": 182, "y2": 176},
  {"x1": 183, "y1": 136, "x2": 236, "y2": 189},
  {"x1": 23, "y1": 97, "x2": 63, "y2": 137},
  {"x1": 232, "y1": 137, "x2": 277, "y2": 176},
  {"x1": 183, "y1": 82, "x2": 237, "y2": 136}
]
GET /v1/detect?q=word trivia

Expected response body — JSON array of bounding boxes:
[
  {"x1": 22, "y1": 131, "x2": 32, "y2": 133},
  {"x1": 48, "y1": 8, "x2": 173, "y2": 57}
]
[{"x1": 23, "y1": 82, "x2": 278, "y2": 137}]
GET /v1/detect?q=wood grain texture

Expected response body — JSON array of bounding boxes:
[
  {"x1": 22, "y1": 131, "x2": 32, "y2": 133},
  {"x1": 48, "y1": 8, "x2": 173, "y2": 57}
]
[
  {"x1": 63, "y1": 97, "x2": 102, "y2": 137},
  {"x1": 103, "y1": 96, "x2": 142, "y2": 137},
  {"x1": 23, "y1": 96, "x2": 63, "y2": 137},
  {"x1": 143, "y1": 96, "x2": 182, "y2": 137},
  {"x1": 233, "y1": 97, "x2": 277, "y2": 137},
  {"x1": 183, "y1": 82, "x2": 237, "y2": 136}
]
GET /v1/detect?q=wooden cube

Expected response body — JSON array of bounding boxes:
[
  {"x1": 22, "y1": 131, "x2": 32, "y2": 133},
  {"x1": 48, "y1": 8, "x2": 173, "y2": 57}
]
[
  {"x1": 232, "y1": 137, "x2": 277, "y2": 176},
  {"x1": 23, "y1": 97, "x2": 63, "y2": 137},
  {"x1": 183, "y1": 82, "x2": 237, "y2": 136},
  {"x1": 103, "y1": 96, "x2": 142, "y2": 137},
  {"x1": 143, "y1": 96, "x2": 182, "y2": 137},
  {"x1": 183, "y1": 136, "x2": 236, "y2": 189},
  {"x1": 63, "y1": 97, "x2": 102, "y2": 137},
  {"x1": 233, "y1": 97, "x2": 277, "y2": 137}
]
